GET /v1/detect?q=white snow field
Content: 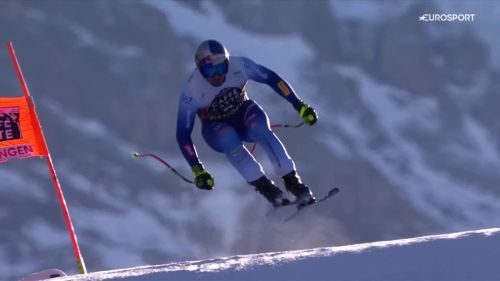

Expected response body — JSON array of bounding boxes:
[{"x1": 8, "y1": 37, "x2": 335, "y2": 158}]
[{"x1": 53, "y1": 228, "x2": 500, "y2": 281}]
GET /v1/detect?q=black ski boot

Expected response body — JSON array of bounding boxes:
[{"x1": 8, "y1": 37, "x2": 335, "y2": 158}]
[
  {"x1": 282, "y1": 170, "x2": 316, "y2": 208},
  {"x1": 250, "y1": 176, "x2": 290, "y2": 207}
]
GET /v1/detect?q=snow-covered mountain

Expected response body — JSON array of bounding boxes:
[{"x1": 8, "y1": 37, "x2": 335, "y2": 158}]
[
  {"x1": 49, "y1": 228, "x2": 500, "y2": 281},
  {"x1": 1, "y1": 0, "x2": 499, "y2": 280}
]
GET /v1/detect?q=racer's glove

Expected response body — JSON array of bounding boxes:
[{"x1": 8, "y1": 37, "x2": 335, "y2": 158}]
[
  {"x1": 192, "y1": 164, "x2": 214, "y2": 190},
  {"x1": 296, "y1": 102, "x2": 318, "y2": 125}
]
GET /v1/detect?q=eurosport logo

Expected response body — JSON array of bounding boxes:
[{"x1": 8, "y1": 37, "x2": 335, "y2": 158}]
[{"x1": 419, "y1": 14, "x2": 475, "y2": 22}]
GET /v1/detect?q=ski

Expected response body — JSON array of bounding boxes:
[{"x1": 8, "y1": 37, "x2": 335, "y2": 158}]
[
  {"x1": 265, "y1": 200, "x2": 298, "y2": 216},
  {"x1": 266, "y1": 187, "x2": 340, "y2": 219},
  {"x1": 284, "y1": 187, "x2": 340, "y2": 222}
]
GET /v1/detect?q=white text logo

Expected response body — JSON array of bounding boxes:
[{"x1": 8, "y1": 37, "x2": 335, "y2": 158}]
[{"x1": 419, "y1": 14, "x2": 475, "y2": 22}]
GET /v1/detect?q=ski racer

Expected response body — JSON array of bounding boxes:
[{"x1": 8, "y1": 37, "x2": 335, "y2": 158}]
[{"x1": 176, "y1": 40, "x2": 318, "y2": 208}]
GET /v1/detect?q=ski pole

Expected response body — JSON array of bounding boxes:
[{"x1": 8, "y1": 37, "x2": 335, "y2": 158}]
[
  {"x1": 250, "y1": 121, "x2": 304, "y2": 154},
  {"x1": 131, "y1": 152, "x2": 194, "y2": 184},
  {"x1": 270, "y1": 122, "x2": 304, "y2": 129}
]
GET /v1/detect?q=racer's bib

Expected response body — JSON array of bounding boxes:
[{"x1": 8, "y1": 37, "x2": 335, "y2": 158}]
[{"x1": 199, "y1": 87, "x2": 248, "y2": 121}]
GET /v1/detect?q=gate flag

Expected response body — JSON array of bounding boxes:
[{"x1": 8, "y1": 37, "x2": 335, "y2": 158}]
[
  {"x1": 0, "y1": 96, "x2": 48, "y2": 162},
  {"x1": 3, "y1": 42, "x2": 87, "y2": 274}
]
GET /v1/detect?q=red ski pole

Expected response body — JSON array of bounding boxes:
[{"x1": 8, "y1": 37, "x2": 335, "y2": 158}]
[{"x1": 132, "y1": 152, "x2": 194, "y2": 184}]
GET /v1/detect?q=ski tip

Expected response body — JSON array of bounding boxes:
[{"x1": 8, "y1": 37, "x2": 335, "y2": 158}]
[{"x1": 131, "y1": 151, "x2": 140, "y2": 158}]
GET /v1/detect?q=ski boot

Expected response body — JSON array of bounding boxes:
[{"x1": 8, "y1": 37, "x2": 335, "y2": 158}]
[
  {"x1": 250, "y1": 176, "x2": 290, "y2": 208},
  {"x1": 282, "y1": 170, "x2": 316, "y2": 208}
]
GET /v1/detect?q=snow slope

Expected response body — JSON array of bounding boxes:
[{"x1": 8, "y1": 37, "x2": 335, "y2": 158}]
[{"x1": 54, "y1": 228, "x2": 500, "y2": 281}]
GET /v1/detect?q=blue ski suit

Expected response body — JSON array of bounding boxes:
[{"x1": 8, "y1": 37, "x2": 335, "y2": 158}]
[{"x1": 176, "y1": 56, "x2": 304, "y2": 183}]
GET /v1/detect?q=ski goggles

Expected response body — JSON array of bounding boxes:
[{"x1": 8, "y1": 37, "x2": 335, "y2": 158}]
[{"x1": 200, "y1": 61, "x2": 228, "y2": 78}]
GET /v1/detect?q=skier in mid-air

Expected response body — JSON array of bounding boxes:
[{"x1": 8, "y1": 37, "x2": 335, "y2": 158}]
[{"x1": 176, "y1": 40, "x2": 318, "y2": 208}]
